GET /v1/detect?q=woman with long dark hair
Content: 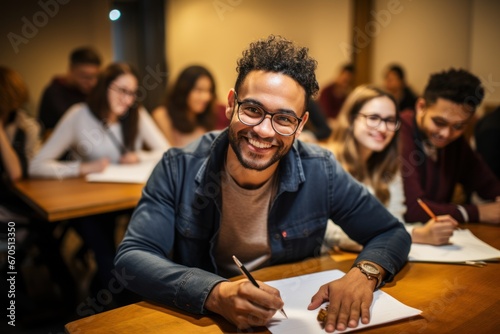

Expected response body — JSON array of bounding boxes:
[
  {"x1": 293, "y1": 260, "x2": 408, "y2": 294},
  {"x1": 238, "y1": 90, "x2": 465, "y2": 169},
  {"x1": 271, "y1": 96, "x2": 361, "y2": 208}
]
[
  {"x1": 30, "y1": 62, "x2": 169, "y2": 178},
  {"x1": 152, "y1": 65, "x2": 219, "y2": 147},
  {"x1": 29, "y1": 62, "x2": 169, "y2": 307}
]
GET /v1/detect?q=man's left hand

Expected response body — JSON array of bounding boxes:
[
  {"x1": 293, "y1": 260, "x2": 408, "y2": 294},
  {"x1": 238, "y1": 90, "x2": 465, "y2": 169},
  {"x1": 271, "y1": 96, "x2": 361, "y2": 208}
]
[{"x1": 308, "y1": 266, "x2": 379, "y2": 332}]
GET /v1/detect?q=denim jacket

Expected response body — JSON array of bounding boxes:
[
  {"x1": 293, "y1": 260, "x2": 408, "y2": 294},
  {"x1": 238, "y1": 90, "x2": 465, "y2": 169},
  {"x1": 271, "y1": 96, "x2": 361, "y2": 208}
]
[{"x1": 115, "y1": 130, "x2": 411, "y2": 315}]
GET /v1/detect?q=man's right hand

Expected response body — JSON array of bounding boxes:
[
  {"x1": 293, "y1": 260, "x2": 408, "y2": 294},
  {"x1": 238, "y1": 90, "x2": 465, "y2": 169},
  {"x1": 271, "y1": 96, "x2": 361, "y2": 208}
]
[
  {"x1": 412, "y1": 215, "x2": 458, "y2": 245},
  {"x1": 204, "y1": 280, "x2": 284, "y2": 329}
]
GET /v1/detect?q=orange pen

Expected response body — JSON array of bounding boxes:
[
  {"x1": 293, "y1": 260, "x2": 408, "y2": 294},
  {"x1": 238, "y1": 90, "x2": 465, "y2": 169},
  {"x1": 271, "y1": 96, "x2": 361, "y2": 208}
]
[{"x1": 417, "y1": 198, "x2": 436, "y2": 219}]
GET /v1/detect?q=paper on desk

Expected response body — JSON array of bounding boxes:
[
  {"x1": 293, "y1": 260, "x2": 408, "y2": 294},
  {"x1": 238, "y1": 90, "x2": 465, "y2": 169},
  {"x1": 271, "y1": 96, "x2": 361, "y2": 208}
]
[
  {"x1": 85, "y1": 160, "x2": 157, "y2": 184},
  {"x1": 409, "y1": 228, "x2": 500, "y2": 262},
  {"x1": 265, "y1": 269, "x2": 421, "y2": 334}
]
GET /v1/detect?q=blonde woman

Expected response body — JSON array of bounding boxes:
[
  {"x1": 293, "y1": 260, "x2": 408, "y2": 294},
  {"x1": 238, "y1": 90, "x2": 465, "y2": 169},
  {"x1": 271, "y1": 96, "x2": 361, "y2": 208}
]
[
  {"x1": 0, "y1": 66, "x2": 41, "y2": 219},
  {"x1": 0, "y1": 66, "x2": 40, "y2": 182},
  {"x1": 323, "y1": 85, "x2": 457, "y2": 251}
]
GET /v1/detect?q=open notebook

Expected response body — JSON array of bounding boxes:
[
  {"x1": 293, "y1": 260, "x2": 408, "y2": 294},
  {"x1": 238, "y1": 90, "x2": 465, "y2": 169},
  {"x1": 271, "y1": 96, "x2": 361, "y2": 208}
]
[
  {"x1": 409, "y1": 228, "x2": 500, "y2": 263},
  {"x1": 265, "y1": 269, "x2": 421, "y2": 334},
  {"x1": 85, "y1": 160, "x2": 157, "y2": 184}
]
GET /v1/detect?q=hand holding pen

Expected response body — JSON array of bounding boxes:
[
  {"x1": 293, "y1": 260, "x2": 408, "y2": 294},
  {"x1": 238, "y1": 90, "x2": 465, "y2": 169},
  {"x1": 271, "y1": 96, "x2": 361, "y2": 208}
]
[
  {"x1": 203, "y1": 256, "x2": 287, "y2": 330},
  {"x1": 233, "y1": 255, "x2": 287, "y2": 318},
  {"x1": 413, "y1": 198, "x2": 459, "y2": 245}
]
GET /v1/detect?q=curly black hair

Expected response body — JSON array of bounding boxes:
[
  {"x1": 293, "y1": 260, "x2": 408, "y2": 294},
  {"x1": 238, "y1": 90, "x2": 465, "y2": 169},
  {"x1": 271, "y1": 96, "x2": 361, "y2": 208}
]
[
  {"x1": 234, "y1": 35, "x2": 319, "y2": 107},
  {"x1": 423, "y1": 68, "x2": 484, "y2": 112}
]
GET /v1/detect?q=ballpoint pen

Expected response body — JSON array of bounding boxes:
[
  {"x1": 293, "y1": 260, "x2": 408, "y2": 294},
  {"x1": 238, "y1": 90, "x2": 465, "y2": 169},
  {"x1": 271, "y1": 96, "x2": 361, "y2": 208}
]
[{"x1": 232, "y1": 255, "x2": 288, "y2": 319}]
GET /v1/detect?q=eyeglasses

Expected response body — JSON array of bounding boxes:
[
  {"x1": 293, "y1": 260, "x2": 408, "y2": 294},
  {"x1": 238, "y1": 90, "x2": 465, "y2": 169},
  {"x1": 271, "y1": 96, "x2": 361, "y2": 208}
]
[
  {"x1": 234, "y1": 93, "x2": 303, "y2": 136},
  {"x1": 357, "y1": 113, "x2": 401, "y2": 131},
  {"x1": 109, "y1": 85, "x2": 137, "y2": 99}
]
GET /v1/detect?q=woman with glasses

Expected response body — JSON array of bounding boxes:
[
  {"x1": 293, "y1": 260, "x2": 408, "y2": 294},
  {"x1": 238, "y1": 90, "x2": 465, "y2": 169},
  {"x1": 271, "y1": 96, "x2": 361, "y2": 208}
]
[
  {"x1": 30, "y1": 62, "x2": 169, "y2": 178},
  {"x1": 29, "y1": 63, "x2": 169, "y2": 308},
  {"x1": 323, "y1": 85, "x2": 457, "y2": 251},
  {"x1": 152, "y1": 65, "x2": 222, "y2": 147}
]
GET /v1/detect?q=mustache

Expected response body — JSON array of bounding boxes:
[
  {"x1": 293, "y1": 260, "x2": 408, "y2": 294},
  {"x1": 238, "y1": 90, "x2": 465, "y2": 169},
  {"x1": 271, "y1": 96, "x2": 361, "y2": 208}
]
[{"x1": 245, "y1": 132, "x2": 276, "y2": 144}]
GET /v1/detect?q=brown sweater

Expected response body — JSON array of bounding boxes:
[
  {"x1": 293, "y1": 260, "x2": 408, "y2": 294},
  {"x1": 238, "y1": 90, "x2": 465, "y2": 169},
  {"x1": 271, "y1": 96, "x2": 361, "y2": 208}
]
[{"x1": 399, "y1": 110, "x2": 500, "y2": 223}]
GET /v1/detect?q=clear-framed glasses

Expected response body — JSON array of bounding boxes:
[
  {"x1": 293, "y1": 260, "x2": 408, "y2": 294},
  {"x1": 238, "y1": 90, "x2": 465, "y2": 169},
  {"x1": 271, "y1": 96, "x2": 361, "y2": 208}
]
[
  {"x1": 357, "y1": 113, "x2": 401, "y2": 131},
  {"x1": 109, "y1": 84, "x2": 137, "y2": 99},
  {"x1": 234, "y1": 93, "x2": 303, "y2": 136}
]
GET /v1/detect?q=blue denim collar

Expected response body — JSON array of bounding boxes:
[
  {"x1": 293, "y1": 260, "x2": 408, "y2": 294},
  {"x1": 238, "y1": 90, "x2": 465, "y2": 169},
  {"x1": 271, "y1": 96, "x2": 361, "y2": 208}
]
[{"x1": 194, "y1": 129, "x2": 306, "y2": 200}]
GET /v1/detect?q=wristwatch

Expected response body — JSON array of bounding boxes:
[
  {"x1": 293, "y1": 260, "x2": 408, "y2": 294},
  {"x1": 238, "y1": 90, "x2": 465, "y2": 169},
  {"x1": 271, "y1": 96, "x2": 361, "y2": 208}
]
[{"x1": 356, "y1": 261, "x2": 383, "y2": 290}]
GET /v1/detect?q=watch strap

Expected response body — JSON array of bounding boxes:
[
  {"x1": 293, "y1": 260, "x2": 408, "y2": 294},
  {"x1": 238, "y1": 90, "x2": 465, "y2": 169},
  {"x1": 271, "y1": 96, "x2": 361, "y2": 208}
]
[{"x1": 356, "y1": 261, "x2": 383, "y2": 290}]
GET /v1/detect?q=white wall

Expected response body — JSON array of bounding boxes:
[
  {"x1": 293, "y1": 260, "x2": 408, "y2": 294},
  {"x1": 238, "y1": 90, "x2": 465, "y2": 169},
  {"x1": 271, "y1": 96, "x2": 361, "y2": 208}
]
[
  {"x1": 470, "y1": 0, "x2": 500, "y2": 114},
  {"x1": 165, "y1": 0, "x2": 352, "y2": 102},
  {"x1": 0, "y1": 0, "x2": 112, "y2": 116},
  {"x1": 371, "y1": 0, "x2": 500, "y2": 115},
  {"x1": 1, "y1": 0, "x2": 499, "y2": 116},
  {"x1": 371, "y1": 0, "x2": 471, "y2": 96}
]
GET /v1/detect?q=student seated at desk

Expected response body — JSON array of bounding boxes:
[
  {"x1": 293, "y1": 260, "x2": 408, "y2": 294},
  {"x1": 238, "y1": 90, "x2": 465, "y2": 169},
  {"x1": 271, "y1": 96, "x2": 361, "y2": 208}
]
[
  {"x1": 29, "y1": 62, "x2": 169, "y2": 178},
  {"x1": 152, "y1": 65, "x2": 220, "y2": 147},
  {"x1": 0, "y1": 66, "x2": 40, "y2": 183},
  {"x1": 115, "y1": 35, "x2": 411, "y2": 333},
  {"x1": 29, "y1": 62, "x2": 169, "y2": 306},
  {"x1": 400, "y1": 68, "x2": 500, "y2": 224},
  {"x1": 1, "y1": 65, "x2": 41, "y2": 228},
  {"x1": 1, "y1": 66, "x2": 78, "y2": 316},
  {"x1": 323, "y1": 85, "x2": 457, "y2": 250}
]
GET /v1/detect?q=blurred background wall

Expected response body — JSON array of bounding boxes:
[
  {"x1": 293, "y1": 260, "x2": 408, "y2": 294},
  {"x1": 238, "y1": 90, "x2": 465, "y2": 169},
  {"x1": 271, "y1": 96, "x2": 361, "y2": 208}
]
[{"x1": 1, "y1": 0, "x2": 499, "y2": 116}]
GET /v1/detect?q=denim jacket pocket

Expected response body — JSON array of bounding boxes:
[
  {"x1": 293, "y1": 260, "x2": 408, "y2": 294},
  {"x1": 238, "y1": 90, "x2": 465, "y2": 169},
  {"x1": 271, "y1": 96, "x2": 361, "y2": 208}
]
[
  {"x1": 276, "y1": 215, "x2": 327, "y2": 261},
  {"x1": 174, "y1": 214, "x2": 216, "y2": 270}
]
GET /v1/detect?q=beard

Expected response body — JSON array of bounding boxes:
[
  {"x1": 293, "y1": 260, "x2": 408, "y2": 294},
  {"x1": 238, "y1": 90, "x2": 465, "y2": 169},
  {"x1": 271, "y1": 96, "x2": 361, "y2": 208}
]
[{"x1": 228, "y1": 123, "x2": 293, "y2": 171}]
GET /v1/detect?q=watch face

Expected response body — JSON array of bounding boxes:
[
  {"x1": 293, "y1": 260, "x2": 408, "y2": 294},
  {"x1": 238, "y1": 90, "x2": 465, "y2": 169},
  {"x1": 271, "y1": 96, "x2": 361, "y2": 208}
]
[{"x1": 361, "y1": 263, "x2": 379, "y2": 274}]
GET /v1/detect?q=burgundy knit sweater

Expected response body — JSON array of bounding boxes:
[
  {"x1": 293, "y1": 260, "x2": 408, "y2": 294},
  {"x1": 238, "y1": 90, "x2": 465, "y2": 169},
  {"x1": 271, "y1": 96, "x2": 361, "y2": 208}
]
[{"x1": 399, "y1": 110, "x2": 500, "y2": 223}]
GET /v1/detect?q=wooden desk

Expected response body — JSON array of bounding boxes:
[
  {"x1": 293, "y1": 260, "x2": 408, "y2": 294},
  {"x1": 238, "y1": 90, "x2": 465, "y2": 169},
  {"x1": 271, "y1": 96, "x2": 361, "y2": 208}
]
[
  {"x1": 12, "y1": 178, "x2": 144, "y2": 222},
  {"x1": 65, "y1": 224, "x2": 500, "y2": 334}
]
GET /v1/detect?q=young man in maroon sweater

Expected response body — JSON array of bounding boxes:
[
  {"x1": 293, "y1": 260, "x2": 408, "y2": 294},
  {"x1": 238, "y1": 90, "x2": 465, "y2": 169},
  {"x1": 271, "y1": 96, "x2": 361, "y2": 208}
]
[{"x1": 400, "y1": 68, "x2": 500, "y2": 224}]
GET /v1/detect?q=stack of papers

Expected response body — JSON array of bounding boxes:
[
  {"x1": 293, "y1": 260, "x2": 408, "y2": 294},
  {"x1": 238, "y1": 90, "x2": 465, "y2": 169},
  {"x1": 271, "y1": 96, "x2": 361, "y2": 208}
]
[
  {"x1": 409, "y1": 228, "x2": 500, "y2": 263},
  {"x1": 85, "y1": 160, "x2": 158, "y2": 184},
  {"x1": 265, "y1": 269, "x2": 421, "y2": 333}
]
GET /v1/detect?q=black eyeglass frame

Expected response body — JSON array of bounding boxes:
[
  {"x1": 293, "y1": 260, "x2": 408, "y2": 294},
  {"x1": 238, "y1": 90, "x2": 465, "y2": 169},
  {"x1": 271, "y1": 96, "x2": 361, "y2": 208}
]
[
  {"x1": 357, "y1": 113, "x2": 401, "y2": 132},
  {"x1": 109, "y1": 84, "x2": 138, "y2": 99},
  {"x1": 233, "y1": 92, "x2": 303, "y2": 136}
]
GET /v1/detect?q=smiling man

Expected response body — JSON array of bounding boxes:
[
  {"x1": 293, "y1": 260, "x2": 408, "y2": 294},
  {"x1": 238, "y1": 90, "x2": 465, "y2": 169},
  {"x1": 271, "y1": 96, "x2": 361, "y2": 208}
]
[
  {"x1": 400, "y1": 68, "x2": 500, "y2": 224},
  {"x1": 115, "y1": 35, "x2": 410, "y2": 332}
]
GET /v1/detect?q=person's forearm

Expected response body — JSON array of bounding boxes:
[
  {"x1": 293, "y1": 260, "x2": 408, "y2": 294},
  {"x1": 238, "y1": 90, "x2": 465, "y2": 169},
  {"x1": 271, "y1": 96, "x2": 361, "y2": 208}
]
[
  {"x1": 356, "y1": 225, "x2": 411, "y2": 284},
  {"x1": 114, "y1": 248, "x2": 225, "y2": 314}
]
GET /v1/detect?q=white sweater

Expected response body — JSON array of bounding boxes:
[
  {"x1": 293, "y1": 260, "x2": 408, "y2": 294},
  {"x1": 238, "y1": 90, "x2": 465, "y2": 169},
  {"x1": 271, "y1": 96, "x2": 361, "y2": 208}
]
[
  {"x1": 29, "y1": 103, "x2": 170, "y2": 179},
  {"x1": 322, "y1": 172, "x2": 408, "y2": 253}
]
